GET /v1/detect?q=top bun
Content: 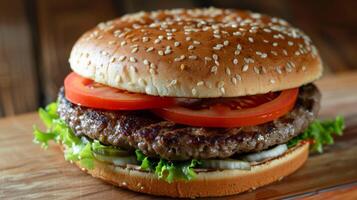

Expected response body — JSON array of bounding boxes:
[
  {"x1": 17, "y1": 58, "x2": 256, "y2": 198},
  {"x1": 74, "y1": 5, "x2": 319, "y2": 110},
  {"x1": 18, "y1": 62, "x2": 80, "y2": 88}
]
[{"x1": 69, "y1": 8, "x2": 323, "y2": 97}]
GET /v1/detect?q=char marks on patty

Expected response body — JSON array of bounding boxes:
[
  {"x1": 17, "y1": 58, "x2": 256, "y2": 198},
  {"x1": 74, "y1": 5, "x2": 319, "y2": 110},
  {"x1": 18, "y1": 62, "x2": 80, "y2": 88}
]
[{"x1": 57, "y1": 84, "x2": 320, "y2": 160}]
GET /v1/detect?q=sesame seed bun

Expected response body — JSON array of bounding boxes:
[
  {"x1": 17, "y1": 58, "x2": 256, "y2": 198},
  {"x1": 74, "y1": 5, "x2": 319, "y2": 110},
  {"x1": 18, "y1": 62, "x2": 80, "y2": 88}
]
[
  {"x1": 68, "y1": 143, "x2": 309, "y2": 198},
  {"x1": 69, "y1": 8, "x2": 322, "y2": 97}
]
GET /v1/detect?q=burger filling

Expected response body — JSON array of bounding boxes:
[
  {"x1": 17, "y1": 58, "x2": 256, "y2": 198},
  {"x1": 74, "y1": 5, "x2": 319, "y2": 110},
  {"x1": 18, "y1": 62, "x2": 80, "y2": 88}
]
[{"x1": 34, "y1": 74, "x2": 344, "y2": 183}]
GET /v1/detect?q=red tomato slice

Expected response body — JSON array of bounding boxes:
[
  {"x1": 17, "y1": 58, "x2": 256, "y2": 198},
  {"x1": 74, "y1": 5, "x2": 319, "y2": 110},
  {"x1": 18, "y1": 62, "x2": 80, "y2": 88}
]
[
  {"x1": 152, "y1": 88, "x2": 299, "y2": 128},
  {"x1": 64, "y1": 72, "x2": 176, "y2": 110}
]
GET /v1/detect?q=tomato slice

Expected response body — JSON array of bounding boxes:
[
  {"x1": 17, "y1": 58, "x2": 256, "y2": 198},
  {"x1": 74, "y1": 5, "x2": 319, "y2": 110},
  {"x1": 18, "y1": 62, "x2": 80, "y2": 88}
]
[
  {"x1": 64, "y1": 72, "x2": 175, "y2": 110},
  {"x1": 152, "y1": 88, "x2": 299, "y2": 128}
]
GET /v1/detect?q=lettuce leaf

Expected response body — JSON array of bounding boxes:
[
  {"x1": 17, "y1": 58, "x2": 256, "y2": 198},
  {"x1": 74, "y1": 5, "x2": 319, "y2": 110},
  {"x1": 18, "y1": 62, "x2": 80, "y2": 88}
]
[
  {"x1": 34, "y1": 102, "x2": 201, "y2": 182},
  {"x1": 33, "y1": 102, "x2": 95, "y2": 169},
  {"x1": 135, "y1": 149, "x2": 201, "y2": 183},
  {"x1": 287, "y1": 116, "x2": 345, "y2": 153}
]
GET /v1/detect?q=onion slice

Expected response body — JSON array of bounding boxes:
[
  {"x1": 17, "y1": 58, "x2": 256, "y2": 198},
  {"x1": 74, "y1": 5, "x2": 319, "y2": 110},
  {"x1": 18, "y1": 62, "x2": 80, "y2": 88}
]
[
  {"x1": 93, "y1": 152, "x2": 137, "y2": 166},
  {"x1": 243, "y1": 144, "x2": 288, "y2": 162},
  {"x1": 201, "y1": 159, "x2": 251, "y2": 170}
]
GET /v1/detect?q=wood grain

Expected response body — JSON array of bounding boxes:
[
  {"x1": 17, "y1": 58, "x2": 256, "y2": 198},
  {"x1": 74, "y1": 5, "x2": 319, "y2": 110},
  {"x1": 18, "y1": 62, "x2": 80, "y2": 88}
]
[
  {"x1": 0, "y1": 0, "x2": 38, "y2": 117},
  {"x1": 36, "y1": 0, "x2": 117, "y2": 103},
  {"x1": 1, "y1": 72, "x2": 357, "y2": 199}
]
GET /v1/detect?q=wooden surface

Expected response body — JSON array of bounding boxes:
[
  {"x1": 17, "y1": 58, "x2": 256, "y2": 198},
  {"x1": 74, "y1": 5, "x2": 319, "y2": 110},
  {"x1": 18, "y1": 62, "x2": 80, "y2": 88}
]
[
  {"x1": 1, "y1": 72, "x2": 357, "y2": 199},
  {"x1": 0, "y1": 0, "x2": 39, "y2": 116}
]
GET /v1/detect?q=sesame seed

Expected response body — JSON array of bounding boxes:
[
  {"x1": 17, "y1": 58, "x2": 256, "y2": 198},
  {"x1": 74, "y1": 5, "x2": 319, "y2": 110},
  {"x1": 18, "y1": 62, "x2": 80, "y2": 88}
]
[
  {"x1": 164, "y1": 49, "x2": 172, "y2": 55},
  {"x1": 263, "y1": 28, "x2": 272, "y2": 33},
  {"x1": 283, "y1": 49, "x2": 288, "y2": 56},
  {"x1": 118, "y1": 55, "x2": 126, "y2": 61},
  {"x1": 129, "y1": 57, "x2": 136, "y2": 62},
  {"x1": 253, "y1": 66, "x2": 260, "y2": 74},
  {"x1": 213, "y1": 46, "x2": 221, "y2": 50},
  {"x1": 270, "y1": 79, "x2": 276, "y2": 84},
  {"x1": 150, "y1": 63, "x2": 156, "y2": 69},
  {"x1": 204, "y1": 57, "x2": 212, "y2": 61},
  {"x1": 174, "y1": 41, "x2": 180, "y2": 47},
  {"x1": 180, "y1": 64, "x2": 186, "y2": 70},
  {"x1": 276, "y1": 66, "x2": 282, "y2": 74},
  {"x1": 233, "y1": 58, "x2": 238, "y2": 65},
  {"x1": 143, "y1": 59, "x2": 150, "y2": 65},
  {"x1": 220, "y1": 87, "x2": 226, "y2": 94},
  {"x1": 188, "y1": 45, "x2": 195, "y2": 50},
  {"x1": 271, "y1": 51, "x2": 278, "y2": 56},
  {"x1": 129, "y1": 65, "x2": 137, "y2": 72},
  {"x1": 288, "y1": 41, "x2": 294, "y2": 46},
  {"x1": 234, "y1": 50, "x2": 241, "y2": 55},
  {"x1": 262, "y1": 66, "x2": 267, "y2": 73},
  {"x1": 212, "y1": 54, "x2": 218, "y2": 60},
  {"x1": 197, "y1": 81, "x2": 204, "y2": 86},
  {"x1": 149, "y1": 68, "x2": 156, "y2": 74},
  {"x1": 215, "y1": 60, "x2": 220, "y2": 66},
  {"x1": 158, "y1": 50, "x2": 164, "y2": 56},
  {"x1": 231, "y1": 77, "x2": 237, "y2": 85},
  {"x1": 146, "y1": 47, "x2": 154, "y2": 52},
  {"x1": 233, "y1": 31, "x2": 242, "y2": 36},
  {"x1": 108, "y1": 41, "x2": 116, "y2": 45},
  {"x1": 158, "y1": 35, "x2": 164, "y2": 40},
  {"x1": 154, "y1": 39, "x2": 161, "y2": 44},
  {"x1": 242, "y1": 64, "x2": 249, "y2": 72},
  {"x1": 142, "y1": 37, "x2": 149, "y2": 42},
  {"x1": 192, "y1": 88, "x2": 197, "y2": 95},
  {"x1": 218, "y1": 81, "x2": 226, "y2": 88},
  {"x1": 236, "y1": 74, "x2": 242, "y2": 81},
  {"x1": 288, "y1": 61, "x2": 296, "y2": 68},
  {"x1": 211, "y1": 66, "x2": 218, "y2": 74},
  {"x1": 236, "y1": 44, "x2": 242, "y2": 50},
  {"x1": 248, "y1": 37, "x2": 254, "y2": 43},
  {"x1": 193, "y1": 41, "x2": 200, "y2": 45},
  {"x1": 223, "y1": 40, "x2": 229, "y2": 46},
  {"x1": 273, "y1": 42, "x2": 278, "y2": 47},
  {"x1": 110, "y1": 57, "x2": 115, "y2": 63},
  {"x1": 131, "y1": 47, "x2": 139, "y2": 53},
  {"x1": 186, "y1": 37, "x2": 191, "y2": 41},
  {"x1": 120, "y1": 41, "x2": 127, "y2": 46},
  {"x1": 189, "y1": 55, "x2": 197, "y2": 60},
  {"x1": 226, "y1": 68, "x2": 231, "y2": 75}
]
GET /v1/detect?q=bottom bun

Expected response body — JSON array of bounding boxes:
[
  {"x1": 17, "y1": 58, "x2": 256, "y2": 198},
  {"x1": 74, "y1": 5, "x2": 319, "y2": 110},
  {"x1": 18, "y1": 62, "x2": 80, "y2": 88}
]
[{"x1": 65, "y1": 143, "x2": 309, "y2": 198}]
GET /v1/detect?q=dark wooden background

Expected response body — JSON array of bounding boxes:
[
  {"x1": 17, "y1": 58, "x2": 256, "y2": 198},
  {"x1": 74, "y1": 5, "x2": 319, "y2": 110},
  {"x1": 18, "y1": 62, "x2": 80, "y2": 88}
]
[{"x1": 0, "y1": 0, "x2": 356, "y2": 117}]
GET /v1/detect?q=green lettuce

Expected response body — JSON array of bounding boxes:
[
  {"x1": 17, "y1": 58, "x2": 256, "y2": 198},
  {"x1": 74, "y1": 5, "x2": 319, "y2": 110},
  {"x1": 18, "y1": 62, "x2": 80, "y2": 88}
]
[
  {"x1": 287, "y1": 116, "x2": 345, "y2": 153},
  {"x1": 33, "y1": 102, "x2": 95, "y2": 169},
  {"x1": 135, "y1": 150, "x2": 201, "y2": 183},
  {"x1": 34, "y1": 102, "x2": 201, "y2": 182}
]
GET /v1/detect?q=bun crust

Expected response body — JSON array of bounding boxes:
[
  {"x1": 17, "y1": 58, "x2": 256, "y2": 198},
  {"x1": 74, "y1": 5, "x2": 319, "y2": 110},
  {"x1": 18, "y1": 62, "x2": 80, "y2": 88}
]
[
  {"x1": 69, "y1": 143, "x2": 309, "y2": 198},
  {"x1": 69, "y1": 8, "x2": 322, "y2": 97}
]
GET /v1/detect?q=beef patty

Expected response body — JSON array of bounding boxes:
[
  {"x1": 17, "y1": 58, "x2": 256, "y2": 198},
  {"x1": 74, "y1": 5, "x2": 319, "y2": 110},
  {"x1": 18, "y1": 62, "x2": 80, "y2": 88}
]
[{"x1": 57, "y1": 84, "x2": 320, "y2": 160}]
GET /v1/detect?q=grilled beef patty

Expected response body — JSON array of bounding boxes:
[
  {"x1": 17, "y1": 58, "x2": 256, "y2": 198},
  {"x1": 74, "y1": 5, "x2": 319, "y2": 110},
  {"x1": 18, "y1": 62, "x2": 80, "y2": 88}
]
[{"x1": 57, "y1": 84, "x2": 320, "y2": 160}]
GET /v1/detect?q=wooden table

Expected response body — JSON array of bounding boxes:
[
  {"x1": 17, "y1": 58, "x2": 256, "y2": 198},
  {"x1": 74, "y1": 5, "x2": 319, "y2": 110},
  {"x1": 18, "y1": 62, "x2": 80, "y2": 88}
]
[{"x1": 1, "y1": 72, "x2": 357, "y2": 199}]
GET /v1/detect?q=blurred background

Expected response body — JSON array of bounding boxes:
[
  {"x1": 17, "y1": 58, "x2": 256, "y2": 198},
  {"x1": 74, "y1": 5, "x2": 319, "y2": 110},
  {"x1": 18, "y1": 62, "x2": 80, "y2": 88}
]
[{"x1": 0, "y1": 0, "x2": 356, "y2": 117}]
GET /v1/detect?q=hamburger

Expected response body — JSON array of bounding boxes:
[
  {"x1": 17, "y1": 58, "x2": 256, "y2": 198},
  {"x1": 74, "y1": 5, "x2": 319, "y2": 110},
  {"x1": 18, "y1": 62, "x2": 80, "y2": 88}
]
[{"x1": 34, "y1": 8, "x2": 344, "y2": 198}]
